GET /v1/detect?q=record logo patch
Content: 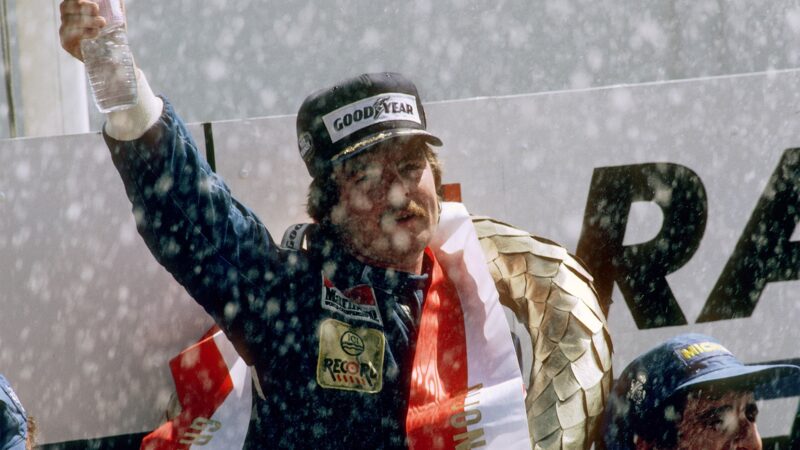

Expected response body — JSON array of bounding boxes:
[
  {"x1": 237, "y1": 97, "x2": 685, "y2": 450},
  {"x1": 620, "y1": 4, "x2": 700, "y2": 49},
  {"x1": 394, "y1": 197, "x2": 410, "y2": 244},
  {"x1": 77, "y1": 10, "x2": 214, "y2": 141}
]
[{"x1": 317, "y1": 319, "x2": 385, "y2": 393}]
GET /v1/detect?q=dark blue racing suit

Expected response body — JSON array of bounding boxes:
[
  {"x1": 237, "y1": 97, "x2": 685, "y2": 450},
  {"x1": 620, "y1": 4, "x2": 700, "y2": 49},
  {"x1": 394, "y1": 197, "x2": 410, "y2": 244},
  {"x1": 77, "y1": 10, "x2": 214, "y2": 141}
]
[{"x1": 105, "y1": 100, "x2": 432, "y2": 449}]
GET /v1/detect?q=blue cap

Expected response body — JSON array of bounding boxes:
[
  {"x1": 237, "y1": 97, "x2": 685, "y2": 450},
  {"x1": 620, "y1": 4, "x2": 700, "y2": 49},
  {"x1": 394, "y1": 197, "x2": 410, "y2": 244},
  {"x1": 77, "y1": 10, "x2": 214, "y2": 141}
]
[
  {"x1": 602, "y1": 334, "x2": 800, "y2": 449},
  {"x1": 0, "y1": 375, "x2": 27, "y2": 450}
]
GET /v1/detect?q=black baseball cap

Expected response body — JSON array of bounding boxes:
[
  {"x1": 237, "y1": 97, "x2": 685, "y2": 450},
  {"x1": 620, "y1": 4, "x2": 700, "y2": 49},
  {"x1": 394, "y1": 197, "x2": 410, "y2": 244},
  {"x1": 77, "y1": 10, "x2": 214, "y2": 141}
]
[
  {"x1": 602, "y1": 334, "x2": 800, "y2": 449},
  {"x1": 296, "y1": 72, "x2": 443, "y2": 178}
]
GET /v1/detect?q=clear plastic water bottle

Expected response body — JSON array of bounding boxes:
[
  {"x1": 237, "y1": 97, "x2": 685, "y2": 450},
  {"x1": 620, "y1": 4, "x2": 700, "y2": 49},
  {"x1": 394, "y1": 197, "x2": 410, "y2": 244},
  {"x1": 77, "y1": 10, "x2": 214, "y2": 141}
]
[{"x1": 80, "y1": 0, "x2": 137, "y2": 113}]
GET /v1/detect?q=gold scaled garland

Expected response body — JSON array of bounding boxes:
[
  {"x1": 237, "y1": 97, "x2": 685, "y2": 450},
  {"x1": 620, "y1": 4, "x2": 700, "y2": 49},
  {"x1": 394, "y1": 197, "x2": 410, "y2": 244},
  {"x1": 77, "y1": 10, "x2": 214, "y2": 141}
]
[{"x1": 473, "y1": 216, "x2": 614, "y2": 450}]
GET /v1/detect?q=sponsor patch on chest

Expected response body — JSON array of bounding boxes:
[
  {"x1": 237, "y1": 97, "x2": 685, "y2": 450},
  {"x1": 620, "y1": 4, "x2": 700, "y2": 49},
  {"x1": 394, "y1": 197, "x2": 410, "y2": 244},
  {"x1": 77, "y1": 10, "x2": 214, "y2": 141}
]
[
  {"x1": 320, "y1": 274, "x2": 383, "y2": 326},
  {"x1": 316, "y1": 318, "x2": 385, "y2": 393}
]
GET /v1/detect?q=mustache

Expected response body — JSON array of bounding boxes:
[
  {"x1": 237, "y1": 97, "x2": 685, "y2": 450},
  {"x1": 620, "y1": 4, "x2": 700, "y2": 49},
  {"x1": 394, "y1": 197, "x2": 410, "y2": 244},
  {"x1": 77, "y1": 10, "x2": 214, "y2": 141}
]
[{"x1": 386, "y1": 201, "x2": 429, "y2": 221}]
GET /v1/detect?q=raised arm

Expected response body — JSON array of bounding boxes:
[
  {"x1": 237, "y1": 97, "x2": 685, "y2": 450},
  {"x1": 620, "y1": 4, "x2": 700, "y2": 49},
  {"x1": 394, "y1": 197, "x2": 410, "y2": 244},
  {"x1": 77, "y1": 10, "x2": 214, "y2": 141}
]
[{"x1": 58, "y1": 0, "x2": 286, "y2": 362}]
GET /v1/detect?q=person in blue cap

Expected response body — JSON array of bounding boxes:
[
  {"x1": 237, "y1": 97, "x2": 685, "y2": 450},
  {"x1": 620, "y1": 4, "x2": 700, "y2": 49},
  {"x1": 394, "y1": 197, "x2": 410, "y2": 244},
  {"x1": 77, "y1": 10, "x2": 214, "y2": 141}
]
[
  {"x1": 601, "y1": 334, "x2": 800, "y2": 450},
  {"x1": 0, "y1": 374, "x2": 30, "y2": 450}
]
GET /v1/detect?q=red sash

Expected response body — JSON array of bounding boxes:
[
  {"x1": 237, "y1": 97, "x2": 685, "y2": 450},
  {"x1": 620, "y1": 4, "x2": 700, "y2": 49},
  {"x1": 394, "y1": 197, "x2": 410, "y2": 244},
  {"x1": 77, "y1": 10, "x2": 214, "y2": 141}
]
[
  {"x1": 406, "y1": 248, "x2": 470, "y2": 448},
  {"x1": 405, "y1": 203, "x2": 531, "y2": 450}
]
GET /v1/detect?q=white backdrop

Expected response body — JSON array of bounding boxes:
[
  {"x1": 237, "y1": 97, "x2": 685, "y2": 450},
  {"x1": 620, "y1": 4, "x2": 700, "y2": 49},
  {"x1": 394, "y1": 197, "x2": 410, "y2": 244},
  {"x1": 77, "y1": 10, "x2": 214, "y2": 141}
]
[{"x1": 1, "y1": 69, "x2": 798, "y2": 443}]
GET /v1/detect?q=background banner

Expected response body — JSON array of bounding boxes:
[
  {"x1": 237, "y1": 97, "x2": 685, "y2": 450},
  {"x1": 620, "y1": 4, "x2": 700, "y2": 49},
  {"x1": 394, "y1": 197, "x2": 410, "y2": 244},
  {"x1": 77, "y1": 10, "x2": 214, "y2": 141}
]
[{"x1": 1, "y1": 69, "x2": 798, "y2": 445}]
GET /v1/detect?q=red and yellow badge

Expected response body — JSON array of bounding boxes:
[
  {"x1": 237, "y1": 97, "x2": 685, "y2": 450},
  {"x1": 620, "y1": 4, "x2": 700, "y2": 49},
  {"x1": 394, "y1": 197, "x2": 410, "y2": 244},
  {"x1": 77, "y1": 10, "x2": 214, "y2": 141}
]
[{"x1": 316, "y1": 318, "x2": 385, "y2": 393}]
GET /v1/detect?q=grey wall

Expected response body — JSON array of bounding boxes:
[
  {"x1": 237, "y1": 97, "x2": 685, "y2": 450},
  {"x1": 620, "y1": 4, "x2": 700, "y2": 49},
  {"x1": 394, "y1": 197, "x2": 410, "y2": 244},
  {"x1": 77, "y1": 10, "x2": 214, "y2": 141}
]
[{"x1": 94, "y1": 0, "x2": 800, "y2": 130}]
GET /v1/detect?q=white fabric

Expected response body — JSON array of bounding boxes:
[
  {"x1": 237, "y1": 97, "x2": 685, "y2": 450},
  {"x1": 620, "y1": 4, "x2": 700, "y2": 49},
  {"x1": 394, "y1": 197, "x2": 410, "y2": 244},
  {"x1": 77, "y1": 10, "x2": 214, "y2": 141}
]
[
  {"x1": 189, "y1": 331, "x2": 252, "y2": 450},
  {"x1": 105, "y1": 68, "x2": 163, "y2": 141},
  {"x1": 431, "y1": 202, "x2": 532, "y2": 449}
]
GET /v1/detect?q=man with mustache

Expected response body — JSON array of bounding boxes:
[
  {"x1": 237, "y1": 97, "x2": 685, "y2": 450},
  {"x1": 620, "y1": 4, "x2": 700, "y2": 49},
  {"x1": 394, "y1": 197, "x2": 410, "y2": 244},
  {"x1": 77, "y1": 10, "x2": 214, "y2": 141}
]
[{"x1": 59, "y1": 1, "x2": 612, "y2": 448}]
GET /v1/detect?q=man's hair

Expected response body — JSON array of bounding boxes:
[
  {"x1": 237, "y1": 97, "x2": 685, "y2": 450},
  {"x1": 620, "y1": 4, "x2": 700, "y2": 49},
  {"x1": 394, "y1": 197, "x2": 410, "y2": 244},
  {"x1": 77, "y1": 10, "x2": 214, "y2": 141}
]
[
  {"x1": 26, "y1": 415, "x2": 36, "y2": 450},
  {"x1": 305, "y1": 140, "x2": 442, "y2": 224}
]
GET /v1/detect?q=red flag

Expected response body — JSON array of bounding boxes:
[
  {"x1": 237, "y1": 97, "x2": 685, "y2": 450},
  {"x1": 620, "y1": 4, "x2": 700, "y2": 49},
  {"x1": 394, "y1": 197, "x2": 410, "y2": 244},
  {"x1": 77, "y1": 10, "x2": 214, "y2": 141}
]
[{"x1": 141, "y1": 327, "x2": 252, "y2": 450}]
